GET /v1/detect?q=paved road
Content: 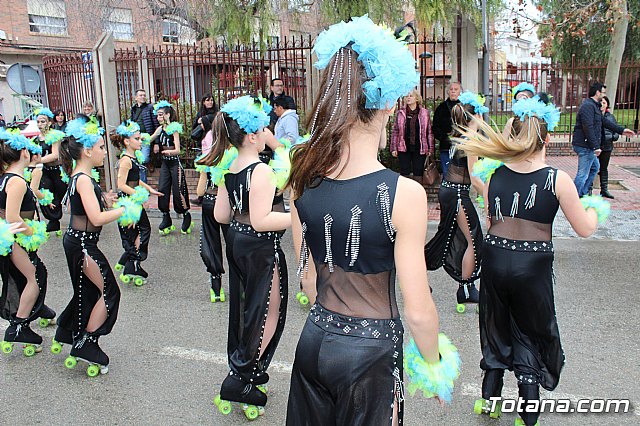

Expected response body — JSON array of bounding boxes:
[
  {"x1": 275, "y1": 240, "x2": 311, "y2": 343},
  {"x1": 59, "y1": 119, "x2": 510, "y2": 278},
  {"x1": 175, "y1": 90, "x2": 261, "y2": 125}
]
[{"x1": 1, "y1": 218, "x2": 638, "y2": 425}]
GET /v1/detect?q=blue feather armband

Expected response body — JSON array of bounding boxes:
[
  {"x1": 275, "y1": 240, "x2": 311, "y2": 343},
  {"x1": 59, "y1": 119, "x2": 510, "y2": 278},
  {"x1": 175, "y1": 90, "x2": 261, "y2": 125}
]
[
  {"x1": 39, "y1": 189, "x2": 54, "y2": 206},
  {"x1": 16, "y1": 220, "x2": 49, "y2": 251},
  {"x1": 580, "y1": 195, "x2": 610, "y2": 223},
  {"x1": 130, "y1": 186, "x2": 150, "y2": 204},
  {"x1": 114, "y1": 196, "x2": 143, "y2": 226},
  {"x1": 472, "y1": 158, "x2": 503, "y2": 183},
  {"x1": 0, "y1": 220, "x2": 15, "y2": 256},
  {"x1": 404, "y1": 333, "x2": 461, "y2": 403}
]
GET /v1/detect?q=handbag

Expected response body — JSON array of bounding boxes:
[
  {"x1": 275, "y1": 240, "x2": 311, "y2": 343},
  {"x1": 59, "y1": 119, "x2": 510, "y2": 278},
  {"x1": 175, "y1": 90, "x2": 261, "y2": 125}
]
[
  {"x1": 422, "y1": 153, "x2": 440, "y2": 185},
  {"x1": 191, "y1": 125, "x2": 204, "y2": 142}
]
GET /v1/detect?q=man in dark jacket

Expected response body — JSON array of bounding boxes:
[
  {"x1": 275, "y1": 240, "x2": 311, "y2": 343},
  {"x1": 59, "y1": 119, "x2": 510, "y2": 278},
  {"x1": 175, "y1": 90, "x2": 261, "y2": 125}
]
[
  {"x1": 572, "y1": 82, "x2": 634, "y2": 197},
  {"x1": 130, "y1": 89, "x2": 158, "y2": 182},
  {"x1": 267, "y1": 78, "x2": 296, "y2": 130},
  {"x1": 432, "y1": 82, "x2": 461, "y2": 177}
]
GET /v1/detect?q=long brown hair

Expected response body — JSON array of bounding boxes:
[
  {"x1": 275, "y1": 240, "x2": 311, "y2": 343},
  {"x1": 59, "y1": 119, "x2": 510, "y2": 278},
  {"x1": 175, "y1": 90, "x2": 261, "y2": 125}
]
[
  {"x1": 450, "y1": 103, "x2": 476, "y2": 138},
  {"x1": 457, "y1": 116, "x2": 548, "y2": 163},
  {"x1": 195, "y1": 111, "x2": 244, "y2": 167},
  {"x1": 288, "y1": 47, "x2": 376, "y2": 197}
]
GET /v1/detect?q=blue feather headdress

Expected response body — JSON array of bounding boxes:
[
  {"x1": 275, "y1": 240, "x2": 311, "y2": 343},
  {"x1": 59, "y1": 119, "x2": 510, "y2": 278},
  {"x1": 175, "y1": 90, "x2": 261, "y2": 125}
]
[
  {"x1": 65, "y1": 115, "x2": 104, "y2": 149},
  {"x1": 34, "y1": 107, "x2": 54, "y2": 119},
  {"x1": 116, "y1": 120, "x2": 141, "y2": 138},
  {"x1": 511, "y1": 82, "x2": 536, "y2": 100},
  {"x1": 0, "y1": 127, "x2": 31, "y2": 152},
  {"x1": 313, "y1": 15, "x2": 419, "y2": 110},
  {"x1": 221, "y1": 96, "x2": 271, "y2": 134},
  {"x1": 512, "y1": 96, "x2": 561, "y2": 132},
  {"x1": 28, "y1": 140, "x2": 43, "y2": 155},
  {"x1": 153, "y1": 100, "x2": 173, "y2": 115},
  {"x1": 458, "y1": 91, "x2": 489, "y2": 115}
]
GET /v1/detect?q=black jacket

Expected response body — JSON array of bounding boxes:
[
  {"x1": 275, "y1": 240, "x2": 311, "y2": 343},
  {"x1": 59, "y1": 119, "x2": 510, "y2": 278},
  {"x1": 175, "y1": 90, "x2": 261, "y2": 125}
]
[
  {"x1": 602, "y1": 111, "x2": 624, "y2": 152},
  {"x1": 130, "y1": 103, "x2": 157, "y2": 135},
  {"x1": 432, "y1": 98, "x2": 460, "y2": 151},
  {"x1": 572, "y1": 98, "x2": 623, "y2": 150}
]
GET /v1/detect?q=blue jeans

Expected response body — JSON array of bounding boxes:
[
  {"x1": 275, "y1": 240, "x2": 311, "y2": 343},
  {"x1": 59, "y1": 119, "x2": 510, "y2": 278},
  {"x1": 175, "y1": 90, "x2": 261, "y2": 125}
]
[
  {"x1": 439, "y1": 150, "x2": 451, "y2": 180},
  {"x1": 573, "y1": 146, "x2": 600, "y2": 197},
  {"x1": 139, "y1": 144, "x2": 150, "y2": 183}
]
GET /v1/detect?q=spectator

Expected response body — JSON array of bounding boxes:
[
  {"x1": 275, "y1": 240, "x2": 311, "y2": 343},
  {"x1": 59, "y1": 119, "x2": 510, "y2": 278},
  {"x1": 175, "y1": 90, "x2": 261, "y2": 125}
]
[
  {"x1": 432, "y1": 82, "x2": 461, "y2": 177},
  {"x1": 52, "y1": 109, "x2": 67, "y2": 131},
  {"x1": 273, "y1": 96, "x2": 299, "y2": 145},
  {"x1": 267, "y1": 77, "x2": 295, "y2": 129},
  {"x1": 0, "y1": 113, "x2": 5, "y2": 128},
  {"x1": 191, "y1": 94, "x2": 218, "y2": 145},
  {"x1": 599, "y1": 95, "x2": 630, "y2": 199},
  {"x1": 572, "y1": 82, "x2": 634, "y2": 197},
  {"x1": 130, "y1": 89, "x2": 158, "y2": 181},
  {"x1": 82, "y1": 100, "x2": 103, "y2": 127},
  {"x1": 390, "y1": 89, "x2": 434, "y2": 181}
]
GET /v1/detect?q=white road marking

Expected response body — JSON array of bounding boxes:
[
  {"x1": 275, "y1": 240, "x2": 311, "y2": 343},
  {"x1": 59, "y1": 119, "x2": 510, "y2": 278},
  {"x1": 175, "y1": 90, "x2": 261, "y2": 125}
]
[{"x1": 160, "y1": 346, "x2": 293, "y2": 374}]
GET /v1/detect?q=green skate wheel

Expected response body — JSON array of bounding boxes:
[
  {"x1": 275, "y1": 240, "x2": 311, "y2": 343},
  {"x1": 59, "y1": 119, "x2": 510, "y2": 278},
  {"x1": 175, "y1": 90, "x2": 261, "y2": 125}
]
[
  {"x1": 210, "y1": 289, "x2": 216, "y2": 303},
  {"x1": 299, "y1": 295, "x2": 309, "y2": 305},
  {"x1": 474, "y1": 399, "x2": 484, "y2": 415},
  {"x1": 2, "y1": 341, "x2": 13, "y2": 354},
  {"x1": 214, "y1": 395, "x2": 232, "y2": 415},
  {"x1": 170, "y1": 225, "x2": 176, "y2": 230},
  {"x1": 476, "y1": 305, "x2": 480, "y2": 314},
  {"x1": 490, "y1": 403, "x2": 501, "y2": 419},
  {"x1": 456, "y1": 304, "x2": 466, "y2": 313},
  {"x1": 87, "y1": 364, "x2": 100, "y2": 377},
  {"x1": 134, "y1": 277, "x2": 144, "y2": 286},
  {"x1": 114, "y1": 263, "x2": 124, "y2": 271},
  {"x1": 120, "y1": 274, "x2": 131, "y2": 283},
  {"x1": 56, "y1": 230, "x2": 62, "y2": 237},
  {"x1": 257, "y1": 384, "x2": 268, "y2": 394},
  {"x1": 24, "y1": 345, "x2": 36, "y2": 357},
  {"x1": 39, "y1": 318, "x2": 50, "y2": 328},
  {"x1": 65, "y1": 356, "x2": 77, "y2": 369},
  {"x1": 51, "y1": 340, "x2": 62, "y2": 354},
  {"x1": 244, "y1": 405, "x2": 259, "y2": 420},
  {"x1": 219, "y1": 289, "x2": 226, "y2": 302}
]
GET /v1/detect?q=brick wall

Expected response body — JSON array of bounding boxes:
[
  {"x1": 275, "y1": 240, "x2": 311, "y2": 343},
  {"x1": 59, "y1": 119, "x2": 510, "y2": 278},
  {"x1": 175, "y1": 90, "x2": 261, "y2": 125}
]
[{"x1": 546, "y1": 141, "x2": 640, "y2": 156}]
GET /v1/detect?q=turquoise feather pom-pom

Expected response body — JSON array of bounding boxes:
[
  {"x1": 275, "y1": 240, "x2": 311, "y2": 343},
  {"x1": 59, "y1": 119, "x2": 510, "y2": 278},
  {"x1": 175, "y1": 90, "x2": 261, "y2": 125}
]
[
  {"x1": 91, "y1": 169, "x2": 100, "y2": 182},
  {"x1": 130, "y1": 186, "x2": 150, "y2": 204},
  {"x1": 165, "y1": 122, "x2": 183, "y2": 135},
  {"x1": 269, "y1": 144, "x2": 292, "y2": 190},
  {"x1": 209, "y1": 147, "x2": 239, "y2": 186},
  {"x1": 472, "y1": 158, "x2": 503, "y2": 183},
  {"x1": 580, "y1": 195, "x2": 611, "y2": 223},
  {"x1": 0, "y1": 219, "x2": 15, "y2": 256},
  {"x1": 60, "y1": 169, "x2": 69, "y2": 184},
  {"x1": 24, "y1": 168, "x2": 32, "y2": 182},
  {"x1": 114, "y1": 196, "x2": 143, "y2": 226},
  {"x1": 404, "y1": 333, "x2": 461, "y2": 403},
  {"x1": 44, "y1": 129, "x2": 65, "y2": 146},
  {"x1": 39, "y1": 189, "x2": 54, "y2": 206},
  {"x1": 15, "y1": 220, "x2": 49, "y2": 251}
]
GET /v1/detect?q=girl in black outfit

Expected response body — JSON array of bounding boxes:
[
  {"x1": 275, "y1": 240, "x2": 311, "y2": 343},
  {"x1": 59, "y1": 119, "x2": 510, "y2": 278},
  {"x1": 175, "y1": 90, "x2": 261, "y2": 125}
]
[
  {"x1": 35, "y1": 108, "x2": 66, "y2": 234},
  {"x1": 0, "y1": 130, "x2": 49, "y2": 356},
  {"x1": 425, "y1": 99, "x2": 485, "y2": 313},
  {"x1": 150, "y1": 102, "x2": 191, "y2": 234},
  {"x1": 54, "y1": 116, "x2": 128, "y2": 376},
  {"x1": 199, "y1": 97, "x2": 290, "y2": 418},
  {"x1": 111, "y1": 121, "x2": 162, "y2": 285},
  {"x1": 459, "y1": 101, "x2": 600, "y2": 426}
]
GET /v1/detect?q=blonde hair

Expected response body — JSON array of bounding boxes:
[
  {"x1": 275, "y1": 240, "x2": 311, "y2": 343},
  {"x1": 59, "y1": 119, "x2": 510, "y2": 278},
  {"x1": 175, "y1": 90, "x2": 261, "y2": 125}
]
[
  {"x1": 404, "y1": 89, "x2": 423, "y2": 106},
  {"x1": 456, "y1": 116, "x2": 548, "y2": 163}
]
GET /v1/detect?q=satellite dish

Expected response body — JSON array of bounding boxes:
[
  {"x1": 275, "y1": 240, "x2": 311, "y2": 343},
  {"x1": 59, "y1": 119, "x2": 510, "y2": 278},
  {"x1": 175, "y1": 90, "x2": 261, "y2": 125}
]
[{"x1": 6, "y1": 63, "x2": 41, "y2": 94}]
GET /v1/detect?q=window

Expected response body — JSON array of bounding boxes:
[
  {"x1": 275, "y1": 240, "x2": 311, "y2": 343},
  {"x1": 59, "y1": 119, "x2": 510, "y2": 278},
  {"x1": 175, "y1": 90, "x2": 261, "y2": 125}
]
[
  {"x1": 163, "y1": 20, "x2": 179, "y2": 43},
  {"x1": 104, "y1": 8, "x2": 133, "y2": 41},
  {"x1": 27, "y1": 0, "x2": 67, "y2": 35}
]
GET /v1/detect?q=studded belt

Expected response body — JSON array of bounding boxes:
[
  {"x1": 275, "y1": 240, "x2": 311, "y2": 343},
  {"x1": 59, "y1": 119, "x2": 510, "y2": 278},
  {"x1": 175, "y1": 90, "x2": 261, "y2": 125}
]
[
  {"x1": 43, "y1": 164, "x2": 61, "y2": 171},
  {"x1": 485, "y1": 234, "x2": 553, "y2": 253},
  {"x1": 309, "y1": 303, "x2": 403, "y2": 341},
  {"x1": 441, "y1": 180, "x2": 470, "y2": 191},
  {"x1": 66, "y1": 228, "x2": 101, "y2": 241},
  {"x1": 162, "y1": 155, "x2": 180, "y2": 161},
  {"x1": 229, "y1": 220, "x2": 283, "y2": 240}
]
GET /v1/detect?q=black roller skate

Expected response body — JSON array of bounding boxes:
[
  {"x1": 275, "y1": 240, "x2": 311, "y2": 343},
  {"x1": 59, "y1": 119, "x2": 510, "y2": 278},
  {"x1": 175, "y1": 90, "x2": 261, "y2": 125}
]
[
  {"x1": 1, "y1": 316, "x2": 43, "y2": 357},
  {"x1": 214, "y1": 372, "x2": 268, "y2": 420},
  {"x1": 210, "y1": 275, "x2": 226, "y2": 303},
  {"x1": 114, "y1": 253, "x2": 129, "y2": 272},
  {"x1": 66, "y1": 332, "x2": 109, "y2": 377},
  {"x1": 181, "y1": 211, "x2": 193, "y2": 234},
  {"x1": 456, "y1": 282, "x2": 480, "y2": 314},
  {"x1": 159, "y1": 212, "x2": 175, "y2": 235},
  {"x1": 37, "y1": 304, "x2": 57, "y2": 328},
  {"x1": 51, "y1": 326, "x2": 73, "y2": 354},
  {"x1": 474, "y1": 369, "x2": 504, "y2": 419},
  {"x1": 46, "y1": 219, "x2": 62, "y2": 237},
  {"x1": 120, "y1": 260, "x2": 147, "y2": 286}
]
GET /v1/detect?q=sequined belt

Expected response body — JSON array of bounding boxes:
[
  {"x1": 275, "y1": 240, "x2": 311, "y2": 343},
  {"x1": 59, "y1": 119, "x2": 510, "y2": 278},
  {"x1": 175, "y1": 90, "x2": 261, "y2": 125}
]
[
  {"x1": 66, "y1": 228, "x2": 101, "y2": 241},
  {"x1": 229, "y1": 220, "x2": 283, "y2": 240},
  {"x1": 485, "y1": 234, "x2": 553, "y2": 253},
  {"x1": 309, "y1": 303, "x2": 403, "y2": 341},
  {"x1": 43, "y1": 164, "x2": 60, "y2": 171},
  {"x1": 162, "y1": 155, "x2": 180, "y2": 161},
  {"x1": 441, "y1": 180, "x2": 470, "y2": 191},
  {"x1": 203, "y1": 192, "x2": 216, "y2": 200}
]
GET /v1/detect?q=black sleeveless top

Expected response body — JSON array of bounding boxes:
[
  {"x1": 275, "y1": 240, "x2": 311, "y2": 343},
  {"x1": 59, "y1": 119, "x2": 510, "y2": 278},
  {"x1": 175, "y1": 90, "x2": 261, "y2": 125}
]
[
  {"x1": 488, "y1": 165, "x2": 560, "y2": 241},
  {"x1": 119, "y1": 154, "x2": 143, "y2": 186},
  {"x1": 295, "y1": 168, "x2": 401, "y2": 319},
  {"x1": 65, "y1": 173, "x2": 105, "y2": 232},
  {"x1": 158, "y1": 129, "x2": 178, "y2": 159},
  {"x1": 0, "y1": 173, "x2": 37, "y2": 220}
]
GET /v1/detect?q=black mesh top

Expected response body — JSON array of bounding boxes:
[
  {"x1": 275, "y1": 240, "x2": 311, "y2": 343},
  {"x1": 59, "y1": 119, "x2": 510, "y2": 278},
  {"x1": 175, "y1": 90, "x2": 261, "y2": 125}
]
[
  {"x1": 0, "y1": 173, "x2": 36, "y2": 220},
  {"x1": 38, "y1": 137, "x2": 59, "y2": 166},
  {"x1": 295, "y1": 168, "x2": 401, "y2": 319},
  {"x1": 488, "y1": 165, "x2": 560, "y2": 241},
  {"x1": 65, "y1": 173, "x2": 105, "y2": 232},
  {"x1": 444, "y1": 146, "x2": 471, "y2": 185}
]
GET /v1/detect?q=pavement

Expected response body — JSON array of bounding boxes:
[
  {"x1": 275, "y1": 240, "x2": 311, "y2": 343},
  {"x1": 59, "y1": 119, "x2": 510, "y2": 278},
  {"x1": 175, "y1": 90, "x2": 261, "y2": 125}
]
[{"x1": 1, "y1": 155, "x2": 639, "y2": 425}]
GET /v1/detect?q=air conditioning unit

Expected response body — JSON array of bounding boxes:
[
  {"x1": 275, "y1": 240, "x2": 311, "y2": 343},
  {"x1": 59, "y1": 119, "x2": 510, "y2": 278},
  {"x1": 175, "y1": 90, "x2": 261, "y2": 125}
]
[{"x1": 0, "y1": 64, "x2": 9, "y2": 79}]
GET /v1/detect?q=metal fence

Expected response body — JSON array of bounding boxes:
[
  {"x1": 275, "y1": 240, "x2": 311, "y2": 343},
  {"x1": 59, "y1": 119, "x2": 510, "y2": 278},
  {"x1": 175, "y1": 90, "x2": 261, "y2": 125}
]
[
  {"x1": 489, "y1": 59, "x2": 640, "y2": 136},
  {"x1": 43, "y1": 52, "x2": 96, "y2": 117}
]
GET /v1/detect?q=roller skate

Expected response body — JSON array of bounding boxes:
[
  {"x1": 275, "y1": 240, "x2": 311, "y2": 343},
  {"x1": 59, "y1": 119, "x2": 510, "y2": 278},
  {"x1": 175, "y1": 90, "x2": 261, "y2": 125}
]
[
  {"x1": 515, "y1": 418, "x2": 540, "y2": 426},
  {"x1": 46, "y1": 220, "x2": 62, "y2": 237},
  {"x1": 455, "y1": 282, "x2": 479, "y2": 314},
  {"x1": 66, "y1": 331, "x2": 109, "y2": 377},
  {"x1": 51, "y1": 326, "x2": 73, "y2": 354},
  {"x1": 119, "y1": 260, "x2": 147, "y2": 286},
  {"x1": 37, "y1": 304, "x2": 57, "y2": 328},
  {"x1": 181, "y1": 212, "x2": 193, "y2": 234},
  {"x1": 210, "y1": 276, "x2": 226, "y2": 303},
  {"x1": 474, "y1": 398, "x2": 502, "y2": 419},
  {"x1": 159, "y1": 212, "x2": 175, "y2": 235},
  {"x1": 296, "y1": 291, "x2": 309, "y2": 306},
  {"x1": 214, "y1": 372, "x2": 267, "y2": 420},
  {"x1": 114, "y1": 253, "x2": 128, "y2": 272},
  {"x1": 1, "y1": 316, "x2": 43, "y2": 357}
]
